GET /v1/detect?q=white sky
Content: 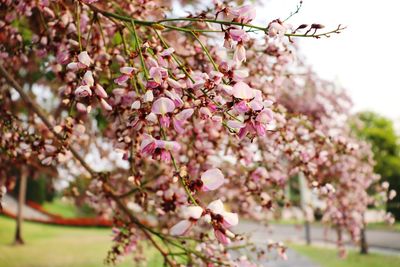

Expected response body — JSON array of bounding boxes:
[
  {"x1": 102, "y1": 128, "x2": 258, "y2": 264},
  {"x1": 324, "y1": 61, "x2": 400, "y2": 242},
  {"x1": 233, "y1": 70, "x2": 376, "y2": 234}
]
[{"x1": 262, "y1": 0, "x2": 400, "y2": 123}]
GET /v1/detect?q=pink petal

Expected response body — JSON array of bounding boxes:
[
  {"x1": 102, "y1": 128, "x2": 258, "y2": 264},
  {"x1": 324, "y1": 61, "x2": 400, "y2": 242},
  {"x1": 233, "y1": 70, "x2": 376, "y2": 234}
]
[
  {"x1": 170, "y1": 220, "x2": 192, "y2": 236},
  {"x1": 232, "y1": 82, "x2": 253, "y2": 99},
  {"x1": 114, "y1": 74, "x2": 130, "y2": 85},
  {"x1": 175, "y1": 108, "x2": 194, "y2": 121},
  {"x1": 156, "y1": 140, "x2": 181, "y2": 152},
  {"x1": 151, "y1": 97, "x2": 175, "y2": 115},
  {"x1": 78, "y1": 51, "x2": 91, "y2": 67},
  {"x1": 120, "y1": 66, "x2": 134, "y2": 75},
  {"x1": 160, "y1": 47, "x2": 175, "y2": 57},
  {"x1": 201, "y1": 168, "x2": 225, "y2": 191},
  {"x1": 214, "y1": 230, "x2": 230, "y2": 245},
  {"x1": 256, "y1": 109, "x2": 274, "y2": 124}
]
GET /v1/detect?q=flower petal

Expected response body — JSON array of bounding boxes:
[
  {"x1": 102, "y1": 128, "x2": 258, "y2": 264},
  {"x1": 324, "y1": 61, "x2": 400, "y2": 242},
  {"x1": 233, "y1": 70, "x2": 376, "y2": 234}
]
[
  {"x1": 181, "y1": 206, "x2": 203, "y2": 220},
  {"x1": 170, "y1": 220, "x2": 192, "y2": 236},
  {"x1": 201, "y1": 168, "x2": 225, "y2": 191},
  {"x1": 232, "y1": 82, "x2": 253, "y2": 99},
  {"x1": 151, "y1": 97, "x2": 175, "y2": 115}
]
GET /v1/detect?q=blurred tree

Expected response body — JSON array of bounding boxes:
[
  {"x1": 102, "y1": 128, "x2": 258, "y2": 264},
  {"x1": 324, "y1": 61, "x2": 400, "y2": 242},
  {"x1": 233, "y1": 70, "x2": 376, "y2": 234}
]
[{"x1": 352, "y1": 111, "x2": 400, "y2": 219}]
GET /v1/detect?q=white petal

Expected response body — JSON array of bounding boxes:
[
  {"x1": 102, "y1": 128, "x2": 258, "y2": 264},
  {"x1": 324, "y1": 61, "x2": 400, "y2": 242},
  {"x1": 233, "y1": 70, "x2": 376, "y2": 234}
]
[
  {"x1": 207, "y1": 199, "x2": 224, "y2": 214},
  {"x1": 181, "y1": 206, "x2": 203, "y2": 220}
]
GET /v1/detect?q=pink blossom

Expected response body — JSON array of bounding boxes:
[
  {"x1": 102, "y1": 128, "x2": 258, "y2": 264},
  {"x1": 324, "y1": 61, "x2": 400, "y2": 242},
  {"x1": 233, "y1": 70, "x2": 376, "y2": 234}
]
[
  {"x1": 229, "y1": 28, "x2": 249, "y2": 42},
  {"x1": 152, "y1": 97, "x2": 175, "y2": 115},
  {"x1": 201, "y1": 168, "x2": 225, "y2": 191},
  {"x1": 75, "y1": 85, "x2": 92, "y2": 98},
  {"x1": 256, "y1": 108, "x2": 274, "y2": 124},
  {"x1": 149, "y1": 67, "x2": 168, "y2": 85},
  {"x1": 232, "y1": 82, "x2": 253, "y2": 99},
  {"x1": 165, "y1": 90, "x2": 183, "y2": 107},
  {"x1": 114, "y1": 67, "x2": 134, "y2": 85},
  {"x1": 207, "y1": 199, "x2": 238, "y2": 228},
  {"x1": 268, "y1": 22, "x2": 286, "y2": 38},
  {"x1": 231, "y1": 5, "x2": 256, "y2": 23},
  {"x1": 173, "y1": 108, "x2": 194, "y2": 133}
]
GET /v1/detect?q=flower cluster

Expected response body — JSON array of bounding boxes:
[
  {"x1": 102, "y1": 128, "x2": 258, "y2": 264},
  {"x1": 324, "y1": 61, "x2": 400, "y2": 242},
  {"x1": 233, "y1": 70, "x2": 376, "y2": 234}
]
[{"x1": 0, "y1": 0, "x2": 383, "y2": 266}]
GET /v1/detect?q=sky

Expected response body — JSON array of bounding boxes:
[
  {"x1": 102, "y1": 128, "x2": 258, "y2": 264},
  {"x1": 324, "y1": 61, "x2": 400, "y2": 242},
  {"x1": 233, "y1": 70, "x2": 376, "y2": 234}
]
[{"x1": 261, "y1": 0, "x2": 400, "y2": 123}]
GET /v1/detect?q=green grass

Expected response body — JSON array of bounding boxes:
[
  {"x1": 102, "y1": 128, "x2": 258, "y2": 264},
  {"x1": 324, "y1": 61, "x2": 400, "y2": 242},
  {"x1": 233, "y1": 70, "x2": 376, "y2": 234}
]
[
  {"x1": 291, "y1": 244, "x2": 400, "y2": 267},
  {"x1": 42, "y1": 198, "x2": 93, "y2": 218},
  {"x1": 0, "y1": 215, "x2": 162, "y2": 267}
]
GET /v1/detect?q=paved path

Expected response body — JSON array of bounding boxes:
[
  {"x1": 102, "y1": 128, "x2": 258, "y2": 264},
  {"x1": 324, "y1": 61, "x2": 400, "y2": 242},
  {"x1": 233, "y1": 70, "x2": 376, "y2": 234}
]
[
  {"x1": 1, "y1": 195, "x2": 51, "y2": 221},
  {"x1": 234, "y1": 222, "x2": 321, "y2": 267},
  {"x1": 235, "y1": 220, "x2": 400, "y2": 254}
]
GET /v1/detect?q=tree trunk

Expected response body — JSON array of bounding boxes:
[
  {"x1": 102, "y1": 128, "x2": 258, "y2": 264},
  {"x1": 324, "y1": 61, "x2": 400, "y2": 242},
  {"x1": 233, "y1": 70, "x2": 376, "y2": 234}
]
[
  {"x1": 360, "y1": 214, "x2": 368, "y2": 254},
  {"x1": 14, "y1": 167, "x2": 28, "y2": 245}
]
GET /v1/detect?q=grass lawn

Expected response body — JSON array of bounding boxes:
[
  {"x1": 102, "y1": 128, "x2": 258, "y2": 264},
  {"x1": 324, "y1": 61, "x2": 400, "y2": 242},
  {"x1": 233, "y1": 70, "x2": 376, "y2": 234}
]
[
  {"x1": 42, "y1": 198, "x2": 93, "y2": 218},
  {"x1": 291, "y1": 244, "x2": 400, "y2": 267},
  {"x1": 0, "y1": 215, "x2": 162, "y2": 267}
]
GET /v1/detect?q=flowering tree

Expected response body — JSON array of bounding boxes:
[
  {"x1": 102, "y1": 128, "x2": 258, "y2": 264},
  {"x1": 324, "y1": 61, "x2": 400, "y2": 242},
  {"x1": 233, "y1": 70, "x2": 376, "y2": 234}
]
[{"x1": 0, "y1": 0, "x2": 391, "y2": 265}]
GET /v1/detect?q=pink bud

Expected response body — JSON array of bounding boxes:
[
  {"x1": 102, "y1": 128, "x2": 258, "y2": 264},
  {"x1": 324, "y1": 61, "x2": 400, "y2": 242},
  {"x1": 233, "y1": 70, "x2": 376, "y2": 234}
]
[
  {"x1": 233, "y1": 44, "x2": 246, "y2": 65},
  {"x1": 94, "y1": 84, "x2": 108, "y2": 98},
  {"x1": 201, "y1": 168, "x2": 225, "y2": 191},
  {"x1": 100, "y1": 98, "x2": 112, "y2": 111},
  {"x1": 66, "y1": 62, "x2": 79, "y2": 71},
  {"x1": 83, "y1": 71, "x2": 94, "y2": 86},
  {"x1": 152, "y1": 97, "x2": 175, "y2": 115},
  {"x1": 76, "y1": 102, "x2": 88, "y2": 113}
]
